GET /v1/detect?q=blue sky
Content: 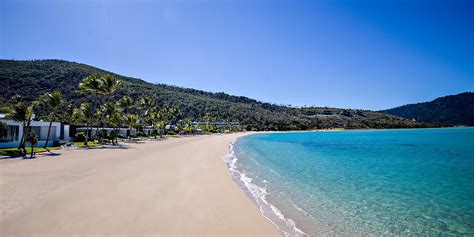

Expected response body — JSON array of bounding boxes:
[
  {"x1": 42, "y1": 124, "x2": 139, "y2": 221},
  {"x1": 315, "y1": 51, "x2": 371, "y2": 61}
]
[{"x1": 1, "y1": 0, "x2": 472, "y2": 110}]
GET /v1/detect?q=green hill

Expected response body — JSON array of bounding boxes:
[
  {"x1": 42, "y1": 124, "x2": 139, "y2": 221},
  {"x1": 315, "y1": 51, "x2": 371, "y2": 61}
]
[
  {"x1": 0, "y1": 59, "x2": 424, "y2": 130},
  {"x1": 381, "y1": 92, "x2": 474, "y2": 126}
]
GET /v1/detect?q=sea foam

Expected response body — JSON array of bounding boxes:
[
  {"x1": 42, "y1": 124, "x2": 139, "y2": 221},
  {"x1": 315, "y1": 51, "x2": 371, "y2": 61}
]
[
  {"x1": 224, "y1": 141, "x2": 306, "y2": 237},
  {"x1": 229, "y1": 128, "x2": 474, "y2": 236}
]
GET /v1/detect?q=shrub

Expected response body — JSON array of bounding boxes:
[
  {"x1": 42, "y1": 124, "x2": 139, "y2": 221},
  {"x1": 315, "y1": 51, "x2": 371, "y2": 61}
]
[
  {"x1": 150, "y1": 130, "x2": 160, "y2": 137},
  {"x1": 117, "y1": 134, "x2": 125, "y2": 139},
  {"x1": 74, "y1": 132, "x2": 86, "y2": 142},
  {"x1": 0, "y1": 149, "x2": 21, "y2": 157},
  {"x1": 137, "y1": 131, "x2": 147, "y2": 137},
  {"x1": 94, "y1": 130, "x2": 107, "y2": 141},
  {"x1": 109, "y1": 130, "x2": 118, "y2": 140},
  {"x1": 0, "y1": 147, "x2": 57, "y2": 157}
]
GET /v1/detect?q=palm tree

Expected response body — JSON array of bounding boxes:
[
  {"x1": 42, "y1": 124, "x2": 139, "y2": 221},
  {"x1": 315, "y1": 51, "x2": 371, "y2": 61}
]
[
  {"x1": 6, "y1": 101, "x2": 29, "y2": 151},
  {"x1": 117, "y1": 96, "x2": 135, "y2": 138},
  {"x1": 116, "y1": 96, "x2": 134, "y2": 114},
  {"x1": 124, "y1": 114, "x2": 138, "y2": 138},
  {"x1": 184, "y1": 118, "x2": 193, "y2": 135},
  {"x1": 58, "y1": 104, "x2": 75, "y2": 124},
  {"x1": 97, "y1": 75, "x2": 122, "y2": 135},
  {"x1": 157, "y1": 104, "x2": 181, "y2": 136},
  {"x1": 79, "y1": 74, "x2": 103, "y2": 135},
  {"x1": 73, "y1": 103, "x2": 94, "y2": 146},
  {"x1": 99, "y1": 102, "x2": 122, "y2": 144},
  {"x1": 6, "y1": 98, "x2": 36, "y2": 152},
  {"x1": 137, "y1": 96, "x2": 154, "y2": 116},
  {"x1": 203, "y1": 115, "x2": 213, "y2": 133},
  {"x1": 100, "y1": 102, "x2": 119, "y2": 118},
  {"x1": 150, "y1": 110, "x2": 166, "y2": 139},
  {"x1": 39, "y1": 91, "x2": 62, "y2": 150},
  {"x1": 136, "y1": 96, "x2": 154, "y2": 134},
  {"x1": 79, "y1": 74, "x2": 122, "y2": 139},
  {"x1": 108, "y1": 112, "x2": 122, "y2": 145},
  {"x1": 100, "y1": 74, "x2": 123, "y2": 99},
  {"x1": 175, "y1": 119, "x2": 184, "y2": 134},
  {"x1": 28, "y1": 132, "x2": 39, "y2": 158},
  {"x1": 169, "y1": 106, "x2": 181, "y2": 123},
  {"x1": 79, "y1": 74, "x2": 103, "y2": 102}
]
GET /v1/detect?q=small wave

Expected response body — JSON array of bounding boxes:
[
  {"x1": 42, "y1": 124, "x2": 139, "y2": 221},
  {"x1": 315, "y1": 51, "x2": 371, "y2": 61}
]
[{"x1": 224, "y1": 141, "x2": 307, "y2": 237}]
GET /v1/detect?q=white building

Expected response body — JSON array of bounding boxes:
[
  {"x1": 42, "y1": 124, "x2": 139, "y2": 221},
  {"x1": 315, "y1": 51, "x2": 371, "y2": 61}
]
[
  {"x1": 0, "y1": 114, "x2": 71, "y2": 148},
  {"x1": 191, "y1": 121, "x2": 240, "y2": 126},
  {"x1": 75, "y1": 127, "x2": 154, "y2": 138},
  {"x1": 76, "y1": 127, "x2": 131, "y2": 138}
]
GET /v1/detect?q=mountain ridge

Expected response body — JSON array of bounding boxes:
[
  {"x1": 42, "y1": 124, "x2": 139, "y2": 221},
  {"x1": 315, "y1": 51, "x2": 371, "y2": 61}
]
[
  {"x1": 1, "y1": 59, "x2": 428, "y2": 130},
  {"x1": 381, "y1": 92, "x2": 474, "y2": 126}
]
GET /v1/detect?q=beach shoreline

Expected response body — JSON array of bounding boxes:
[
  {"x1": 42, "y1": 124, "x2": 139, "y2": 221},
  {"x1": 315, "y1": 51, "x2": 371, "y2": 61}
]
[
  {"x1": 224, "y1": 134, "x2": 307, "y2": 237},
  {"x1": 0, "y1": 133, "x2": 281, "y2": 236},
  {"x1": 228, "y1": 128, "x2": 474, "y2": 236}
]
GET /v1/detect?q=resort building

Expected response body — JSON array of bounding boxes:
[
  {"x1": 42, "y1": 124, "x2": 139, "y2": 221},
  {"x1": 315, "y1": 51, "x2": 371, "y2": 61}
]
[
  {"x1": 0, "y1": 114, "x2": 71, "y2": 148},
  {"x1": 191, "y1": 121, "x2": 240, "y2": 126},
  {"x1": 75, "y1": 127, "x2": 154, "y2": 138}
]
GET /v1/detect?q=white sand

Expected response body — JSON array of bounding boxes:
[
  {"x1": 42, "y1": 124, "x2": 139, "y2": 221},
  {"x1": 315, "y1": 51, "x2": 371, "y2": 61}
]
[{"x1": 0, "y1": 133, "x2": 281, "y2": 236}]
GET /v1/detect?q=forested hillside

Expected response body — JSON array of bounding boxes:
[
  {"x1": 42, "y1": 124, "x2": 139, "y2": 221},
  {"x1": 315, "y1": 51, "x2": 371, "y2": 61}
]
[
  {"x1": 0, "y1": 59, "x2": 424, "y2": 130},
  {"x1": 382, "y1": 92, "x2": 474, "y2": 126}
]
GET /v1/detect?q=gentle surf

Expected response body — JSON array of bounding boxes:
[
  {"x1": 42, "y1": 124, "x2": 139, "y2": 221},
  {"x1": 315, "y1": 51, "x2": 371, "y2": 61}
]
[{"x1": 230, "y1": 128, "x2": 474, "y2": 236}]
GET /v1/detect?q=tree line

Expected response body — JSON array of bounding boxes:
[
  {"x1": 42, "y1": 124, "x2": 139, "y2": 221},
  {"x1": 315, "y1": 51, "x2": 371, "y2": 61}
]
[
  {"x1": 4, "y1": 74, "x2": 219, "y2": 157},
  {"x1": 0, "y1": 60, "x2": 427, "y2": 132}
]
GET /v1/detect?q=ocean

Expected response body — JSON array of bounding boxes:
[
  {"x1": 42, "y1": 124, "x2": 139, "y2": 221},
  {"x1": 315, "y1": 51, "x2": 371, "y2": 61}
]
[{"x1": 226, "y1": 128, "x2": 474, "y2": 236}]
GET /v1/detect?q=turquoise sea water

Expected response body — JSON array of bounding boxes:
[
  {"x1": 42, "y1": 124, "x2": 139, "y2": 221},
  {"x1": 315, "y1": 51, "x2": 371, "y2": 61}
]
[{"x1": 229, "y1": 128, "x2": 474, "y2": 236}]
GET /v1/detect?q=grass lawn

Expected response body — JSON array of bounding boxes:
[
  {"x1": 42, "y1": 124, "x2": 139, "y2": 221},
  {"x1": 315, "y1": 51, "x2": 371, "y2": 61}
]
[
  {"x1": 0, "y1": 141, "x2": 98, "y2": 157},
  {"x1": 73, "y1": 141, "x2": 97, "y2": 148},
  {"x1": 0, "y1": 146, "x2": 61, "y2": 157}
]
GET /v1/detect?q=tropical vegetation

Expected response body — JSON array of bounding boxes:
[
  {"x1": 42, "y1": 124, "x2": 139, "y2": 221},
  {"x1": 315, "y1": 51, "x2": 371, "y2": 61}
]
[
  {"x1": 381, "y1": 92, "x2": 474, "y2": 126},
  {"x1": 2, "y1": 70, "x2": 201, "y2": 156},
  {"x1": 27, "y1": 132, "x2": 38, "y2": 158},
  {"x1": 39, "y1": 91, "x2": 62, "y2": 150},
  {"x1": 5, "y1": 96, "x2": 37, "y2": 152},
  {"x1": 0, "y1": 59, "x2": 427, "y2": 130}
]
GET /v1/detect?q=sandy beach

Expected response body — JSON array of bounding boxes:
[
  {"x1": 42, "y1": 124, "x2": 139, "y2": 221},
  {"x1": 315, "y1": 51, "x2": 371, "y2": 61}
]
[{"x1": 0, "y1": 133, "x2": 281, "y2": 236}]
